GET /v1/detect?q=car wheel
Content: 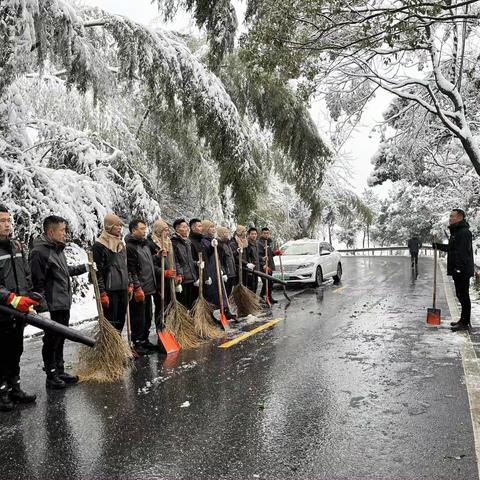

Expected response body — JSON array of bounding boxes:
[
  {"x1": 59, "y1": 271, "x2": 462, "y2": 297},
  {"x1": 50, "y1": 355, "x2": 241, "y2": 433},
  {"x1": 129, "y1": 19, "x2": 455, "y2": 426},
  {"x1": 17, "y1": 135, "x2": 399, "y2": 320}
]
[
  {"x1": 313, "y1": 266, "x2": 323, "y2": 287},
  {"x1": 333, "y1": 263, "x2": 342, "y2": 284}
]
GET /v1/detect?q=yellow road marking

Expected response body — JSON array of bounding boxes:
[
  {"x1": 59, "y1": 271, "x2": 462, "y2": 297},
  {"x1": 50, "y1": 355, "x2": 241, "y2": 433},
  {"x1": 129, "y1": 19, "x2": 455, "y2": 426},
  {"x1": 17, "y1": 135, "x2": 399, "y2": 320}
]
[
  {"x1": 333, "y1": 284, "x2": 348, "y2": 293},
  {"x1": 219, "y1": 318, "x2": 283, "y2": 349}
]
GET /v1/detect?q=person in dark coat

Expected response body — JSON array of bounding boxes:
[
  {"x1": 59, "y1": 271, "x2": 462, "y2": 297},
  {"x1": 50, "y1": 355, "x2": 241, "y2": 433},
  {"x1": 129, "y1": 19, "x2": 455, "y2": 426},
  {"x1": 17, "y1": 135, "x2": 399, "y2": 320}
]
[
  {"x1": 433, "y1": 209, "x2": 475, "y2": 332},
  {"x1": 171, "y1": 219, "x2": 199, "y2": 311},
  {"x1": 189, "y1": 218, "x2": 207, "y2": 262},
  {"x1": 246, "y1": 227, "x2": 259, "y2": 293},
  {"x1": 217, "y1": 227, "x2": 237, "y2": 296},
  {"x1": 407, "y1": 236, "x2": 422, "y2": 269},
  {"x1": 146, "y1": 219, "x2": 177, "y2": 329},
  {"x1": 125, "y1": 219, "x2": 157, "y2": 355},
  {"x1": 201, "y1": 220, "x2": 235, "y2": 319},
  {"x1": 0, "y1": 205, "x2": 38, "y2": 411},
  {"x1": 92, "y1": 213, "x2": 130, "y2": 333},
  {"x1": 258, "y1": 227, "x2": 282, "y2": 305},
  {"x1": 30, "y1": 216, "x2": 88, "y2": 389}
]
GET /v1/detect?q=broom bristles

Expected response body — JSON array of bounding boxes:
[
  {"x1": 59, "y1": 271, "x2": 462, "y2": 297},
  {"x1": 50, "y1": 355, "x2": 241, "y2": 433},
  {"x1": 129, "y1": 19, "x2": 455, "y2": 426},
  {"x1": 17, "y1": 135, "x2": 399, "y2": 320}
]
[
  {"x1": 165, "y1": 300, "x2": 203, "y2": 349},
  {"x1": 232, "y1": 284, "x2": 262, "y2": 317},
  {"x1": 77, "y1": 316, "x2": 133, "y2": 383},
  {"x1": 192, "y1": 297, "x2": 223, "y2": 339}
]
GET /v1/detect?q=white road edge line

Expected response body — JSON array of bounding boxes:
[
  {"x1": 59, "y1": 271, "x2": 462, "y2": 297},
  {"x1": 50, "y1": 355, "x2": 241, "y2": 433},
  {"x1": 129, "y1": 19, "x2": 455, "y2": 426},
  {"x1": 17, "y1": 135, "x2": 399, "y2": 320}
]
[{"x1": 440, "y1": 262, "x2": 480, "y2": 478}]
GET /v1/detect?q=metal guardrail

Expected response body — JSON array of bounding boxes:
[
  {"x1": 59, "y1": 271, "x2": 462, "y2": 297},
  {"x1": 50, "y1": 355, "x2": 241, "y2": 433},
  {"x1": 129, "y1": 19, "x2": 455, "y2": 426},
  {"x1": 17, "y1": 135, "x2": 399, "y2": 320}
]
[{"x1": 337, "y1": 246, "x2": 435, "y2": 256}]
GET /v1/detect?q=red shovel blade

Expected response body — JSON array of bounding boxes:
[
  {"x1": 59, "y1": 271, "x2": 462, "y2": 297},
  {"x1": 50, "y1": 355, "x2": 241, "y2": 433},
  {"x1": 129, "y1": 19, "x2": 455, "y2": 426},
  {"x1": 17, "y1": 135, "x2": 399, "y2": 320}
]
[
  {"x1": 157, "y1": 330, "x2": 181, "y2": 354},
  {"x1": 426, "y1": 308, "x2": 441, "y2": 326},
  {"x1": 220, "y1": 312, "x2": 229, "y2": 330}
]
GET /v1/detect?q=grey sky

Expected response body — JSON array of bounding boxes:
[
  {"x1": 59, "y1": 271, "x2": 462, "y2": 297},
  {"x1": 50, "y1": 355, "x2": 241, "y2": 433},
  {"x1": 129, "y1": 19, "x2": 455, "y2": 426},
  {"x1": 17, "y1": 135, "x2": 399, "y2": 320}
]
[{"x1": 82, "y1": 0, "x2": 391, "y2": 198}]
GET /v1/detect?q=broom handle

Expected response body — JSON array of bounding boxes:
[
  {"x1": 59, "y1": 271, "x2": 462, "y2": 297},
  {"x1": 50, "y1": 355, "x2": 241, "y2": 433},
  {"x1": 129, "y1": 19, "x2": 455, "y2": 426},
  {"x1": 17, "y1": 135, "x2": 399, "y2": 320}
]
[
  {"x1": 126, "y1": 299, "x2": 133, "y2": 346},
  {"x1": 168, "y1": 246, "x2": 177, "y2": 302},
  {"x1": 198, "y1": 252, "x2": 204, "y2": 298},
  {"x1": 160, "y1": 253, "x2": 165, "y2": 326},
  {"x1": 213, "y1": 242, "x2": 225, "y2": 314},
  {"x1": 433, "y1": 246, "x2": 437, "y2": 309},
  {"x1": 277, "y1": 242, "x2": 285, "y2": 281},
  {"x1": 264, "y1": 240, "x2": 270, "y2": 301},
  {"x1": 87, "y1": 252, "x2": 106, "y2": 324},
  {"x1": 238, "y1": 247, "x2": 243, "y2": 285}
]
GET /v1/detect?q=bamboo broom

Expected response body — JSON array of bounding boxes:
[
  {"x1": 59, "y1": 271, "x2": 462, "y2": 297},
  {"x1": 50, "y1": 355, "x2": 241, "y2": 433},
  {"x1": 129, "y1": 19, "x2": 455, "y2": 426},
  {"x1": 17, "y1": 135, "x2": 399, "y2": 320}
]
[
  {"x1": 231, "y1": 246, "x2": 261, "y2": 318},
  {"x1": 164, "y1": 248, "x2": 202, "y2": 349},
  {"x1": 192, "y1": 252, "x2": 222, "y2": 339},
  {"x1": 77, "y1": 252, "x2": 133, "y2": 383}
]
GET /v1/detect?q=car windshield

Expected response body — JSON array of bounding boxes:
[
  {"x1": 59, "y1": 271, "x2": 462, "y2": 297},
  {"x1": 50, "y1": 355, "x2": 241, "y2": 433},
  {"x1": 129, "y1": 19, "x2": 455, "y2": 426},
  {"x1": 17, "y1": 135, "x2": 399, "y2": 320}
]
[{"x1": 282, "y1": 243, "x2": 318, "y2": 255}]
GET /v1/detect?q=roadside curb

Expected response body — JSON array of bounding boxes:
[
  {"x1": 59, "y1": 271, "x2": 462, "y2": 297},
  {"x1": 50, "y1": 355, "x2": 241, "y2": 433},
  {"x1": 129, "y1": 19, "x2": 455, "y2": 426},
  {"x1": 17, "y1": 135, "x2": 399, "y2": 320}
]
[{"x1": 440, "y1": 262, "x2": 480, "y2": 478}]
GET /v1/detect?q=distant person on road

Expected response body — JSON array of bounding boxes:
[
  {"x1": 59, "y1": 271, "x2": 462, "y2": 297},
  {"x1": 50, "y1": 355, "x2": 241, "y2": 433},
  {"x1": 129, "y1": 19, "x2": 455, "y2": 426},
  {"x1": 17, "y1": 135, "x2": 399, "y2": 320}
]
[
  {"x1": 433, "y1": 209, "x2": 474, "y2": 332},
  {"x1": 407, "y1": 236, "x2": 422, "y2": 269}
]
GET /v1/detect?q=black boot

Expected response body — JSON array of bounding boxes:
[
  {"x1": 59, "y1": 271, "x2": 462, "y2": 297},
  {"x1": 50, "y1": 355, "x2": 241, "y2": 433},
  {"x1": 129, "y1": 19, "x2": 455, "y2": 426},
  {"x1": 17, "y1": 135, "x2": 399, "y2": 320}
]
[
  {"x1": 8, "y1": 377, "x2": 36, "y2": 404},
  {"x1": 45, "y1": 368, "x2": 66, "y2": 390},
  {"x1": 57, "y1": 366, "x2": 79, "y2": 385},
  {"x1": 0, "y1": 382, "x2": 15, "y2": 412}
]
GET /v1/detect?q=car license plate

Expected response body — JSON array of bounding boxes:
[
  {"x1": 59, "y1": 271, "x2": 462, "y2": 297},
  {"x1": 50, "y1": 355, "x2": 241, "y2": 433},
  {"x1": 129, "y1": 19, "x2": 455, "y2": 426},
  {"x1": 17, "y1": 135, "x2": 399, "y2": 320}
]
[{"x1": 274, "y1": 272, "x2": 290, "y2": 280}]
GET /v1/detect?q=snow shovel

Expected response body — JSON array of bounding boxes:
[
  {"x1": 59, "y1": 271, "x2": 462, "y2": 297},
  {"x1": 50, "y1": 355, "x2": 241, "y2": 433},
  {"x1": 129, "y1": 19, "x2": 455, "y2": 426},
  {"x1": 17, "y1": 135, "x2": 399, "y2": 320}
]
[
  {"x1": 426, "y1": 245, "x2": 441, "y2": 326},
  {"x1": 157, "y1": 242, "x2": 181, "y2": 354},
  {"x1": 213, "y1": 240, "x2": 229, "y2": 330}
]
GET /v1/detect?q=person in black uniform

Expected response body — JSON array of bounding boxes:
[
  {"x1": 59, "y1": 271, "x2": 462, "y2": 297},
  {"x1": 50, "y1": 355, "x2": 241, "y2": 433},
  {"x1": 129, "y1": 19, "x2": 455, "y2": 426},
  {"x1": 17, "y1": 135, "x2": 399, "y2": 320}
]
[
  {"x1": 125, "y1": 219, "x2": 158, "y2": 354},
  {"x1": 433, "y1": 208, "x2": 474, "y2": 332},
  {"x1": 30, "y1": 216, "x2": 88, "y2": 389},
  {"x1": 92, "y1": 213, "x2": 131, "y2": 333},
  {"x1": 0, "y1": 205, "x2": 38, "y2": 411},
  {"x1": 407, "y1": 236, "x2": 422, "y2": 269}
]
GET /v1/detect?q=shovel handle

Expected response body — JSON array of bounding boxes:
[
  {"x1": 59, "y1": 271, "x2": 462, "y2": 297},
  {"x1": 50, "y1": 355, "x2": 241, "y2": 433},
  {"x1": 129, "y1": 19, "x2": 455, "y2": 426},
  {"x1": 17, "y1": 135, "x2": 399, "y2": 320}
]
[{"x1": 433, "y1": 245, "x2": 437, "y2": 309}]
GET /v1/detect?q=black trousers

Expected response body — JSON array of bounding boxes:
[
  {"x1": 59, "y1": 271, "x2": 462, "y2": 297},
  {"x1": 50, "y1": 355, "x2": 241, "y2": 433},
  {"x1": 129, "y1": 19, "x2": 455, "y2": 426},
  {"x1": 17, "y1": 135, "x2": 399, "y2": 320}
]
[
  {"x1": 225, "y1": 277, "x2": 237, "y2": 297},
  {"x1": 247, "y1": 273, "x2": 258, "y2": 294},
  {"x1": 0, "y1": 318, "x2": 24, "y2": 383},
  {"x1": 103, "y1": 290, "x2": 128, "y2": 333},
  {"x1": 260, "y1": 277, "x2": 274, "y2": 301},
  {"x1": 42, "y1": 310, "x2": 70, "y2": 372},
  {"x1": 410, "y1": 252, "x2": 418, "y2": 267},
  {"x1": 453, "y1": 274, "x2": 471, "y2": 324},
  {"x1": 153, "y1": 286, "x2": 172, "y2": 331},
  {"x1": 177, "y1": 283, "x2": 198, "y2": 311},
  {"x1": 129, "y1": 294, "x2": 153, "y2": 345}
]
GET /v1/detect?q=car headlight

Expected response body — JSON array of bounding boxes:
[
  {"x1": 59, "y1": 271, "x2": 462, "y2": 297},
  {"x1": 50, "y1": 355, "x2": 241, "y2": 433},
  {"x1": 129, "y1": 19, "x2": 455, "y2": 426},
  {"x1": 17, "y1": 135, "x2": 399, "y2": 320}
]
[{"x1": 298, "y1": 263, "x2": 314, "y2": 269}]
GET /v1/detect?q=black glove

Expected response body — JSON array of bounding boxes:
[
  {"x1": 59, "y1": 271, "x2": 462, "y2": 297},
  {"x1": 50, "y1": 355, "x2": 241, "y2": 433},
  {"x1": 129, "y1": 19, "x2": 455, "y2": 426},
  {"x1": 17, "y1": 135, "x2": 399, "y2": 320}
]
[{"x1": 431, "y1": 242, "x2": 437, "y2": 249}]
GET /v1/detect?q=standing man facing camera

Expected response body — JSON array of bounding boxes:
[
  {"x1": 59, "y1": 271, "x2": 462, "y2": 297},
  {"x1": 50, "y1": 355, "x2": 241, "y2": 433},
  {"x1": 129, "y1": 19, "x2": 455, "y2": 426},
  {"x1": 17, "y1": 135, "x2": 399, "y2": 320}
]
[{"x1": 30, "y1": 216, "x2": 88, "y2": 389}]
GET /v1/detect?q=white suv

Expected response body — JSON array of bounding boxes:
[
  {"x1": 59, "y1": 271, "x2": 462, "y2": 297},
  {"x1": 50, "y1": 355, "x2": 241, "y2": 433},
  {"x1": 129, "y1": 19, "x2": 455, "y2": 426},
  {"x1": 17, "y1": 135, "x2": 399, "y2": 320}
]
[{"x1": 273, "y1": 239, "x2": 342, "y2": 286}]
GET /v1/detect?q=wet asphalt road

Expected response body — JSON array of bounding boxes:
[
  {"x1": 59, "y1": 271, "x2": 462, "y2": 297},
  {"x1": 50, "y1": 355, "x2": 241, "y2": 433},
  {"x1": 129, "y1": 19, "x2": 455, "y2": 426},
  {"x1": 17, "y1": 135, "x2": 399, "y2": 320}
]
[{"x1": 0, "y1": 256, "x2": 477, "y2": 480}]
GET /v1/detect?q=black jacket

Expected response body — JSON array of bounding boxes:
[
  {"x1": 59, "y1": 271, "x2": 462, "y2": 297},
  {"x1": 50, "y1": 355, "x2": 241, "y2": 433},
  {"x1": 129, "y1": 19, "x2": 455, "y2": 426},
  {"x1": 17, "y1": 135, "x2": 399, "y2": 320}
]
[
  {"x1": 258, "y1": 237, "x2": 276, "y2": 271},
  {"x1": 170, "y1": 234, "x2": 197, "y2": 284},
  {"x1": 189, "y1": 231, "x2": 207, "y2": 262},
  {"x1": 408, "y1": 237, "x2": 422, "y2": 254},
  {"x1": 435, "y1": 220, "x2": 474, "y2": 277},
  {"x1": 0, "y1": 238, "x2": 32, "y2": 322},
  {"x1": 30, "y1": 236, "x2": 87, "y2": 312},
  {"x1": 92, "y1": 242, "x2": 129, "y2": 293},
  {"x1": 219, "y1": 239, "x2": 236, "y2": 278},
  {"x1": 125, "y1": 234, "x2": 157, "y2": 295},
  {"x1": 246, "y1": 239, "x2": 260, "y2": 267}
]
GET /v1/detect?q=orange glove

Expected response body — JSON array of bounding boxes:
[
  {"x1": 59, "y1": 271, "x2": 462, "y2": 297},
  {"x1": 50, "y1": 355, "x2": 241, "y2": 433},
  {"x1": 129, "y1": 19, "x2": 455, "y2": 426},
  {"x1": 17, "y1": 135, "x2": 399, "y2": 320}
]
[
  {"x1": 264, "y1": 266, "x2": 272, "y2": 275},
  {"x1": 128, "y1": 284, "x2": 134, "y2": 300},
  {"x1": 273, "y1": 249, "x2": 282, "y2": 256},
  {"x1": 100, "y1": 292, "x2": 109, "y2": 309},
  {"x1": 165, "y1": 269, "x2": 176, "y2": 279},
  {"x1": 134, "y1": 287, "x2": 145, "y2": 303},
  {"x1": 7, "y1": 293, "x2": 39, "y2": 313},
  {"x1": 175, "y1": 275, "x2": 183, "y2": 284}
]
